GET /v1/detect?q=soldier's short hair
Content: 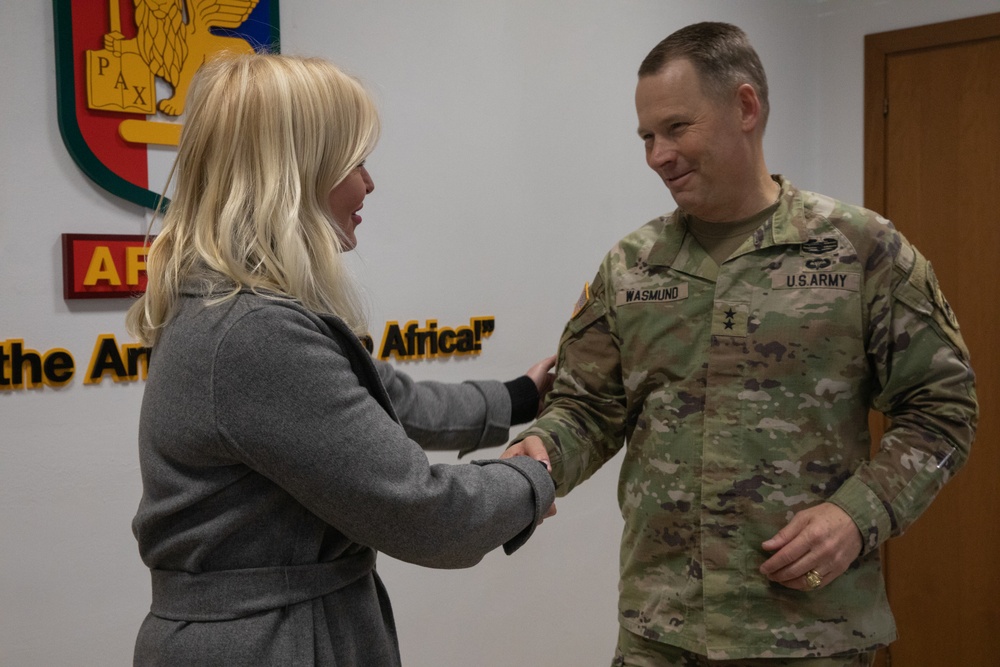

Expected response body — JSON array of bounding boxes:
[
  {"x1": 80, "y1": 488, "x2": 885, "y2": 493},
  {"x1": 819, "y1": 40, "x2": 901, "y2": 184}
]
[{"x1": 639, "y1": 22, "x2": 770, "y2": 129}]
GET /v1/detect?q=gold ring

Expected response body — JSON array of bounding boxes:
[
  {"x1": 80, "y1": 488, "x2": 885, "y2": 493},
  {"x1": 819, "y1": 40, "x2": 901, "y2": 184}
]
[{"x1": 804, "y1": 569, "x2": 823, "y2": 590}]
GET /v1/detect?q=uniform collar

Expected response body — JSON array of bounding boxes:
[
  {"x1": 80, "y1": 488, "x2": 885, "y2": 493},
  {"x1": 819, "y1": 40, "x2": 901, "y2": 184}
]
[{"x1": 647, "y1": 175, "x2": 808, "y2": 268}]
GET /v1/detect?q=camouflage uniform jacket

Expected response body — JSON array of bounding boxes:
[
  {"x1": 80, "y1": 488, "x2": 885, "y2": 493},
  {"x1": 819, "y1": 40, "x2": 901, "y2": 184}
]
[{"x1": 516, "y1": 177, "x2": 977, "y2": 659}]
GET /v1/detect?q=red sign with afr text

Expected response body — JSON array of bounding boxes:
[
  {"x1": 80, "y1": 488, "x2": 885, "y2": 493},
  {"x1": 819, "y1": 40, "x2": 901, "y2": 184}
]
[{"x1": 62, "y1": 233, "x2": 151, "y2": 299}]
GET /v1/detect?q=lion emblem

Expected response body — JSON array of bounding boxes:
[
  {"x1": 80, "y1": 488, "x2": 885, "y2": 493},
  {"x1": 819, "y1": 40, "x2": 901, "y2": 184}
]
[{"x1": 98, "y1": 0, "x2": 261, "y2": 117}]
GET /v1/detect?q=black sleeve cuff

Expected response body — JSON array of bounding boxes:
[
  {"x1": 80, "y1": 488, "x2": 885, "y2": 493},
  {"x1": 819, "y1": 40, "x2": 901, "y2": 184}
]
[{"x1": 503, "y1": 375, "x2": 539, "y2": 426}]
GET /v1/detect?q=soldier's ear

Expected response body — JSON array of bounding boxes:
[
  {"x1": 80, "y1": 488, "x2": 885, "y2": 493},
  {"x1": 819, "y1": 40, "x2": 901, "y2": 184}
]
[{"x1": 736, "y1": 83, "x2": 762, "y2": 133}]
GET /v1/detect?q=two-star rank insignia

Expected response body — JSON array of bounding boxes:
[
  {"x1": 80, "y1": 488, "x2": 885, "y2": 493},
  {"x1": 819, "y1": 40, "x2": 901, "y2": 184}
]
[{"x1": 712, "y1": 301, "x2": 749, "y2": 337}]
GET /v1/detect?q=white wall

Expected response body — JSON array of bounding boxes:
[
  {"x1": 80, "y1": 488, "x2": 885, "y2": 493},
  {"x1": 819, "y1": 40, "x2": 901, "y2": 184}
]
[
  {"x1": 807, "y1": 0, "x2": 1000, "y2": 203},
  {"x1": 1, "y1": 1, "x2": 995, "y2": 665}
]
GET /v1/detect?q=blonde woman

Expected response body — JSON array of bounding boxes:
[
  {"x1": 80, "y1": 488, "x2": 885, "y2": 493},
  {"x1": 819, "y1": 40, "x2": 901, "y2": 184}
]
[{"x1": 126, "y1": 54, "x2": 555, "y2": 666}]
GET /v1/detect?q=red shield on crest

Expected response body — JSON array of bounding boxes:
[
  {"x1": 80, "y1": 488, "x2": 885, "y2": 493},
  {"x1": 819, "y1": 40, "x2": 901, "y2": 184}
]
[{"x1": 53, "y1": 0, "x2": 281, "y2": 209}]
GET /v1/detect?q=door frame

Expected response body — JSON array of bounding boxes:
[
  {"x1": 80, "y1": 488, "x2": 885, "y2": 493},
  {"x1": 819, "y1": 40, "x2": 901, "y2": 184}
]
[
  {"x1": 864, "y1": 12, "x2": 1000, "y2": 212},
  {"x1": 864, "y1": 11, "x2": 1000, "y2": 667}
]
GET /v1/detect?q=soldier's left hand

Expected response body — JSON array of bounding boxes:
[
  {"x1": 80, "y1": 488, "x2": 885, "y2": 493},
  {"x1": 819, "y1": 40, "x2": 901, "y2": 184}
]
[{"x1": 758, "y1": 502, "x2": 862, "y2": 591}]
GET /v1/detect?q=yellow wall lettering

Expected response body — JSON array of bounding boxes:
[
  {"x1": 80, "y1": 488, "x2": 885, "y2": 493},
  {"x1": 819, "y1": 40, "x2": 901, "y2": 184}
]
[
  {"x1": 125, "y1": 246, "x2": 148, "y2": 285},
  {"x1": 78, "y1": 244, "x2": 149, "y2": 288},
  {"x1": 3, "y1": 317, "x2": 494, "y2": 393},
  {"x1": 0, "y1": 339, "x2": 76, "y2": 390},
  {"x1": 83, "y1": 246, "x2": 122, "y2": 286},
  {"x1": 378, "y1": 317, "x2": 495, "y2": 361},
  {"x1": 84, "y1": 334, "x2": 151, "y2": 384}
]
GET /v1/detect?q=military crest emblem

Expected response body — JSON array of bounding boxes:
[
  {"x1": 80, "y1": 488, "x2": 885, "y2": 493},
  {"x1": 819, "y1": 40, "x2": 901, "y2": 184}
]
[{"x1": 54, "y1": 0, "x2": 280, "y2": 209}]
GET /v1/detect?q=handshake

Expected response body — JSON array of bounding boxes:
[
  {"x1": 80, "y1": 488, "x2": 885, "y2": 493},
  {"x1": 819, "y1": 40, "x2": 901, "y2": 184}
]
[
  {"x1": 501, "y1": 435, "x2": 558, "y2": 521},
  {"x1": 501, "y1": 353, "x2": 559, "y2": 520}
]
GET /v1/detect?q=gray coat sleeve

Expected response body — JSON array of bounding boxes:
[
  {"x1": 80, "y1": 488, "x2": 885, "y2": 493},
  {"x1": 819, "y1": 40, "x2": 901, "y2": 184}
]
[
  {"x1": 211, "y1": 306, "x2": 554, "y2": 568},
  {"x1": 373, "y1": 359, "x2": 512, "y2": 455}
]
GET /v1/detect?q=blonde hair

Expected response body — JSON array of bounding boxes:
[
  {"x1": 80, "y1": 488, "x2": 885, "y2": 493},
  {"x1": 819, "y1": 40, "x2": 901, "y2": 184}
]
[{"x1": 126, "y1": 53, "x2": 380, "y2": 346}]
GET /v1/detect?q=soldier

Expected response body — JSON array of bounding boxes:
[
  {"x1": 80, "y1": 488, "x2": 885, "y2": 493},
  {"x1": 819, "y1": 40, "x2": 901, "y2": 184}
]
[{"x1": 503, "y1": 21, "x2": 978, "y2": 666}]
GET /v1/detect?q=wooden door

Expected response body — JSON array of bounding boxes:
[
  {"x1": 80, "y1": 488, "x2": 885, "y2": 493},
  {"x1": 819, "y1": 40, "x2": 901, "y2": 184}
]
[{"x1": 865, "y1": 13, "x2": 1000, "y2": 667}]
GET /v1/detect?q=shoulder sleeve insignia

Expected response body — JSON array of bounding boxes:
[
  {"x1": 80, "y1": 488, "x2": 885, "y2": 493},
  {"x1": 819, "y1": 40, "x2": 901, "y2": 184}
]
[{"x1": 571, "y1": 282, "x2": 590, "y2": 319}]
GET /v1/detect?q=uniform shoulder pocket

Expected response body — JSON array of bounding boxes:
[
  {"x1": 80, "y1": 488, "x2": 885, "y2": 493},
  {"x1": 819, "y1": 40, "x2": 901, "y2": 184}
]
[
  {"x1": 565, "y1": 281, "x2": 608, "y2": 337},
  {"x1": 892, "y1": 245, "x2": 968, "y2": 358}
]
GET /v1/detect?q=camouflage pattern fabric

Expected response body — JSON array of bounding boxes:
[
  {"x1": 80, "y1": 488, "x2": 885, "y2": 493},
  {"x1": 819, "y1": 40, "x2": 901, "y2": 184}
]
[
  {"x1": 515, "y1": 177, "x2": 978, "y2": 659},
  {"x1": 613, "y1": 625, "x2": 873, "y2": 666}
]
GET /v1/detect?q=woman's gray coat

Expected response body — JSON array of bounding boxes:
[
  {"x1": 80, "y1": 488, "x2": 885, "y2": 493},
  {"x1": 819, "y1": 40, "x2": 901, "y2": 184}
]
[{"x1": 132, "y1": 293, "x2": 555, "y2": 666}]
